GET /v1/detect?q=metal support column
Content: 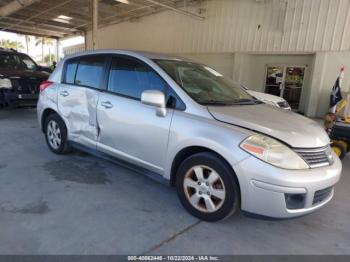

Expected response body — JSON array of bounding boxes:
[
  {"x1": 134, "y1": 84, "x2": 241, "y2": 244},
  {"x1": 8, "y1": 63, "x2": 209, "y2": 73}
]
[
  {"x1": 92, "y1": 0, "x2": 98, "y2": 50},
  {"x1": 83, "y1": 31, "x2": 88, "y2": 51},
  {"x1": 56, "y1": 38, "x2": 60, "y2": 62}
]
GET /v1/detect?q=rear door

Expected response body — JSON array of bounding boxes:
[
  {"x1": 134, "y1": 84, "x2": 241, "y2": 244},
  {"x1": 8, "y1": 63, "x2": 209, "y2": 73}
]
[
  {"x1": 58, "y1": 55, "x2": 107, "y2": 149},
  {"x1": 96, "y1": 55, "x2": 174, "y2": 174}
]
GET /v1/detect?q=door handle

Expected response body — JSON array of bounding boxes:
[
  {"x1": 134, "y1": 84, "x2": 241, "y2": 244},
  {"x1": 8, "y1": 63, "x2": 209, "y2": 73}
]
[
  {"x1": 101, "y1": 101, "x2": 113, "y2": 109},
  {"x1": 60, "y1": 91, "x2": 69, "y2": 97}
]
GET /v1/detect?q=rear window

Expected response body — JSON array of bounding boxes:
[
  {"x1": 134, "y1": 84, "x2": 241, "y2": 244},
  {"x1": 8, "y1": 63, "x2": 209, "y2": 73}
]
[
  {"x1": 75, "y1": 56, "x2": 105, "y2": 89},
  {"x1": 65, "y1": 61, "x2": 78, "y2": 84},
  {"x1": 64, "y1": 55, "x2": 106, "y2": 89}
]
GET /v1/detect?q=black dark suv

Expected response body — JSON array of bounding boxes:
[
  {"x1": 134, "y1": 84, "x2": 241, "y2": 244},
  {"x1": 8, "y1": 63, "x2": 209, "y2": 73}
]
[{"x1": 0, "y1": 48, "x2": 50, "y2": 107}]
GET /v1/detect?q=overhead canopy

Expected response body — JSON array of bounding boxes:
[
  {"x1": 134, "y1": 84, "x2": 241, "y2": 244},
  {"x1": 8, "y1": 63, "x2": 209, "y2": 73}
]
[{"x1": 0, "y1": 0, "x2": 203, "y2": 39}]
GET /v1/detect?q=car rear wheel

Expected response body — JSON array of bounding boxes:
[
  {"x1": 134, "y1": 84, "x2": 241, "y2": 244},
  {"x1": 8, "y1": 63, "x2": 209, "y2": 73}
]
[
  {"x1": 45, "y1": 113, "x2": 70, "y2": 154},
  {"x1": 176, "y1": 152, "x2": 240, "y2": 222}
]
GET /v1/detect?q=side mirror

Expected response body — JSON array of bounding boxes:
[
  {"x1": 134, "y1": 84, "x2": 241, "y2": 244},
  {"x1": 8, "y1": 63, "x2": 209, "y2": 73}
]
[{"x1": 141, "y1": 90, "x2": 167, "y2": 117}]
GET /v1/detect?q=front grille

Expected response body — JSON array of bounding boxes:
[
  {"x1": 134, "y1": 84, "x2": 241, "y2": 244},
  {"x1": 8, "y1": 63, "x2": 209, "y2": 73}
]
[
  {"x1": 295, "y1": 147, "x2": 332, "y2": 168},
  {"x1": 313, "y1": 187, "x2": 333, "y2": 205},
  {"x1": 11, "y1": 78, "x2": 42, "y2": 94}
]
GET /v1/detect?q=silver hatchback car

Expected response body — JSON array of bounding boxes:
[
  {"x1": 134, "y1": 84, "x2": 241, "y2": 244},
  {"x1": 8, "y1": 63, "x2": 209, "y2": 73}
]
[{"x1": 37, "y1": 50, "x2": 342, "y2": 222}]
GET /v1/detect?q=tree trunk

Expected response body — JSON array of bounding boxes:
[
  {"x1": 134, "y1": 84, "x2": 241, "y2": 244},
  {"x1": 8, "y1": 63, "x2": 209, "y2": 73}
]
[
  {"x1": 25, "y1": 36, "x2": 29, "y2": 54},
  {"x1": 41, "y1": 38, "x2": 44, "y2": 63}
]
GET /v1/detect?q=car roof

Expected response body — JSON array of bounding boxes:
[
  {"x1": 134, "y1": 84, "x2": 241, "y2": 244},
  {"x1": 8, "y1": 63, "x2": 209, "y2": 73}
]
[
  {"x1": 64, "y1": 49, "x2": 191, "y2": 62},
  {"x1": 0, "y1": 48, "x2": 28, "y2": 56}
]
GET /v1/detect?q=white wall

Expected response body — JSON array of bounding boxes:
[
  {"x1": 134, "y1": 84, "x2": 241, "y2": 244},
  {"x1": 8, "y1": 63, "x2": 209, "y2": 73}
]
[
  {"x1": 87, "y1": 0, "x2": 350, "y2": 53},
  {"x1": 239, "y1": 54, "x2": 313, "y2": 114},
  {"x1": 84, "y1": 0, "x2": 350, "y2": 117},
  {"x1": 63, "y1": 43, "x2": 85, "y2": 56}
]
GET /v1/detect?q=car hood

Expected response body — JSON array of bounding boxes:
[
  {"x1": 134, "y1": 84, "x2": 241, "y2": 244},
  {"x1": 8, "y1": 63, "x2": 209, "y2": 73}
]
[
  {"x1": 0, "y1": 69, "x2": 49, "y2": 79},
  {"x1": 208, "y1": 104, "x2": 329, "y2": 148},
  {"x1": 247, "y1": 90, "x2": 285, "y2": 103}
]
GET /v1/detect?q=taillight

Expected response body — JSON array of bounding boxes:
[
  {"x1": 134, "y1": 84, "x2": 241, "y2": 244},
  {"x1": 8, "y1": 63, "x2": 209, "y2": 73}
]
[{"x1": 39, "y1": 80, "x2": 53, "y2": 92}]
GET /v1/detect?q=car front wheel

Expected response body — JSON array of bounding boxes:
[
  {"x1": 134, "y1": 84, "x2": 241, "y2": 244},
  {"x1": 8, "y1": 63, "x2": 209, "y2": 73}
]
[{"x1": 176, "y1": 152, "x2": 240, "y2": 222}]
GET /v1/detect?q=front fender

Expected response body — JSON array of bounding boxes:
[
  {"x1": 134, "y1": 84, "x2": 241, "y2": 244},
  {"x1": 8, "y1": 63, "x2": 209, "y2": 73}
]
[{"x1": 165, "y1": 111, "x2": 253, "y2": 180}]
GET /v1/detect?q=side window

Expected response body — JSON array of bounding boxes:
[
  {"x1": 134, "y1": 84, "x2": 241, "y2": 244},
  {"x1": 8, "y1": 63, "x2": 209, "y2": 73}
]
[
  {"x1": 108, "y1": 56, "x2": 167, "y2": 99},
  {"x1": 75, "y1": 56, "x2": 105, "y2": 89},
  {"x1": 20, "y1": 55, "x2": 37, "y2": 71},
  {"x1": 64, "y1": 60, "x2": 78, "y2": 84},
  {"x1": 166, "y1": 89, "x2": 186, "y2": 110}
]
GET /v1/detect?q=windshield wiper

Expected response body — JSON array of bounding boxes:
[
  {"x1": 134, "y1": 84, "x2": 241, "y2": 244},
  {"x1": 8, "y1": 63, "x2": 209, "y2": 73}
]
[
  {"x1": 231, "y1": 98, "x2": 262, "y2": 105},
  {"x1": 200, "y1": 98, "x2": 262, "y2": 106},
  {"x1": 200, "y1": 100, "x2": 236, "y2": 106}
]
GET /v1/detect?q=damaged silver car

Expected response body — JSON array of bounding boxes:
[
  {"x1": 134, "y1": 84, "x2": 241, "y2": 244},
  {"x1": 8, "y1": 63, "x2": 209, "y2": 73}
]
[{"x1": 37, "y1": 50, "x2": 342, "y2": 222}]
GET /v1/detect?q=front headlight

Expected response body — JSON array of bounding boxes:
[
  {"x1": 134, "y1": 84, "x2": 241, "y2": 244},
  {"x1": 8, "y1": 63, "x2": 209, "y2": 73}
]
[
  {"x1": 0, "y1": 78, "x2": 12, "y2": 89},
  {"x1": 240, "y1": 134, "x2": 309, "y2": 170}
]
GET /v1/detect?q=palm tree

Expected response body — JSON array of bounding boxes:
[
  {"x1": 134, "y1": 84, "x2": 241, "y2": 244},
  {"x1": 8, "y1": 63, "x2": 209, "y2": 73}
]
[
  {"x1": 44, "y1": 54, "x2": 56, "y2": 64},
  {"x1": 35, "y1": 37, "x2": 54, "y2": 63},
  {"x1": 0, "y1": 39, "x2": 24, "y2": 50},
  {"x1": 25, "y1": 35, "x2": 30, "y2": 54}
]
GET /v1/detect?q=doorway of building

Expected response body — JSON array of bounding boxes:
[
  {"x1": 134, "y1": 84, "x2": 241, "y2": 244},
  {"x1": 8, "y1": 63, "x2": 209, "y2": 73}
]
[{"x1": 265, "y1": 65, "x2": 306, "y2": 110}]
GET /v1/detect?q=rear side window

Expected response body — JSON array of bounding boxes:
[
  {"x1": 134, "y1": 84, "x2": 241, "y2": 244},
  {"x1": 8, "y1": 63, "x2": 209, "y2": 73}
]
[
  {"x1": 108, "y1": 56, "x2": 167, "y2": 99},
  {"x1": 64, "y1": 60, "x2": 78, "y2": 84},
  {"x1": 75, "y1": 56, "x2": 105, "y2": 89}
]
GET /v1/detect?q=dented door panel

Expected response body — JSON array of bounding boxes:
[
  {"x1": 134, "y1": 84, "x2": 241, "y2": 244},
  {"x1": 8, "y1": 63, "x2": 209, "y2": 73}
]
[{"x1": 57, "y1": 83, "x2": 100, "y2": 149}]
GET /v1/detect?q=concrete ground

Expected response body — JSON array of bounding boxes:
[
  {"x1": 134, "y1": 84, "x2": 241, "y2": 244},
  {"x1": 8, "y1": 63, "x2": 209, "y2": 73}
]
[{"x1": 0, "y1": 108, "x2": 349, "y2": 255}]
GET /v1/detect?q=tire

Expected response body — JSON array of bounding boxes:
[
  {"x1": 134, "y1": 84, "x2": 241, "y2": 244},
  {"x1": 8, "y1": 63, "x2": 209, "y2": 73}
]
[
  {"x1": 0, "y1": 90, "x2": 4, "y2": 108},
  {"x1": 176, "y1": 152, "x2": 240, "y2": 222},
  {"x1": 44, "y1": 113, "x2": 71, "y2": 154},
  {"x1": 331, "y1": 142, "x2": 347, "y2": 159}
]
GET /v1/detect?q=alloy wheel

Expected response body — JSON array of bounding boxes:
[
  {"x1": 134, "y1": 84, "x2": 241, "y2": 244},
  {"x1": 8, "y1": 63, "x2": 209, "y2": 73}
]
[
  {"x1": 183, "y1": 165, "x2": 226, "y2": 213},
  {"x1": 47, "y1": 120, "x2": 62, "y2": 150}
]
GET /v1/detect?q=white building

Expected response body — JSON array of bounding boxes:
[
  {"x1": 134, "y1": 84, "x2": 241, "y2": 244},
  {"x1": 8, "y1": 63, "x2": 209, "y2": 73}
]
[{"x1": 77, "y1": 0, "x2": 350, "y2": 118}]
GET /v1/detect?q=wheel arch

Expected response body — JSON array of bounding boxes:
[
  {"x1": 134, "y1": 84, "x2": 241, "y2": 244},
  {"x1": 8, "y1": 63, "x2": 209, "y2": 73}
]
[
  {"x1": 41, "y1": 108, "x2": 58, "y2": 133},
  {"x1": 169, "y1": 146, "x2": 241, "y2": 195}
]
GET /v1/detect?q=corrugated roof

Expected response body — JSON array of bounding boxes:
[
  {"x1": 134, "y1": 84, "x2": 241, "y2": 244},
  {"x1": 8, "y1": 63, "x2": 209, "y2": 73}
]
[{"x1": 0, "y1": 0, "x2": 202, "y2": 38}]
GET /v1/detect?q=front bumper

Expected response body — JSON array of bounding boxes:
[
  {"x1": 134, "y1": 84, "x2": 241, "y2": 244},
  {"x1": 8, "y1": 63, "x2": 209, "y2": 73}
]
[
  {"x1": 1, "y1": 89, "x2": 38, "y2": 106},
  {"x1": 234, "y1": 152, "x2": 342, "y2": 218}
]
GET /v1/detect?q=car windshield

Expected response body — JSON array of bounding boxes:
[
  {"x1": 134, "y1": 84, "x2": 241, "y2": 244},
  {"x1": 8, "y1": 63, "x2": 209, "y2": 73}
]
[
  {"x1": 155, "y1": 59, "x2": 259, "y2": 105},
  {"x1": 0, "y1": 53, "x2": 38, "y2": 71}
]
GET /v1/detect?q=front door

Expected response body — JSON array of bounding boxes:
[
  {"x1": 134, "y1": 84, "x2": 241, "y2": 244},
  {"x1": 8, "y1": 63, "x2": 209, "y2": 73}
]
[
  {"x1": 265, "y1": 65, "x2": 305, "y2": 110},
  {"x1": 96, "y1": 55, "x2": 173, "y2": 174}
]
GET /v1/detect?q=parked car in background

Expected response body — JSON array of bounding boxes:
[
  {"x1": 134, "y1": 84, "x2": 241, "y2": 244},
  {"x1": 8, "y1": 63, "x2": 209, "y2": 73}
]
[
  {"x1": 241, "y1": 85, "x2": 291, "y2": 110},
  {"x1": 0, "y1": 48, "x2": 50, "y2": 107},
  {"x1": 38, "y1": 50, "x2": 341, "y2": 222},
  {"x1": 38, "y1": 65, "x2": 54, "y2": 74}
]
